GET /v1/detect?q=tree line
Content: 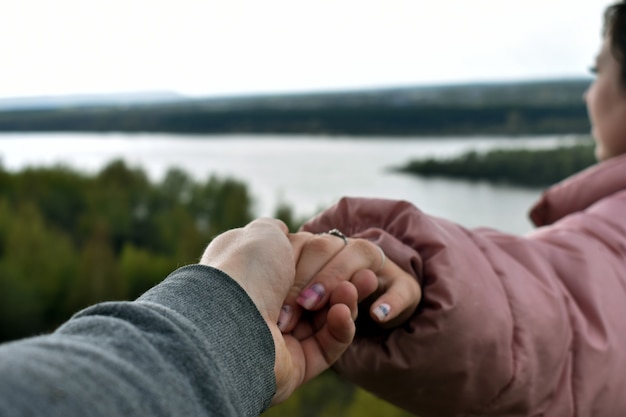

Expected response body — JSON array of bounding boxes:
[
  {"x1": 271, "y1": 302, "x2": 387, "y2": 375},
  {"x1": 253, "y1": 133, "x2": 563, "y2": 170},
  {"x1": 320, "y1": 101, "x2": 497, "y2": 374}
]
[
  {"x1": 0, "y1": 79, "x2": 592, "y2": 136},
  {"x1": 394, "y1": 140, "x2": 597, "y2": 187},
  {"x1": 0, "y1": 160, "x2": 275, "y2": 341},
  {"x1": 0, "y1": 103, "x2": 590, "y2": 136}
]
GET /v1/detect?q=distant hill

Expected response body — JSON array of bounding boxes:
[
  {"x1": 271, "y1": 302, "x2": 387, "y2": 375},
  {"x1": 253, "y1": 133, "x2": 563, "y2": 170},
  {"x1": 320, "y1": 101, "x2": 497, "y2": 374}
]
[
  {"x1": 180, "y1": 78, "x2": 591, "y2": 109},
  {"x1": 0, "y1": 79, "x2": 592, "y2": 136}
]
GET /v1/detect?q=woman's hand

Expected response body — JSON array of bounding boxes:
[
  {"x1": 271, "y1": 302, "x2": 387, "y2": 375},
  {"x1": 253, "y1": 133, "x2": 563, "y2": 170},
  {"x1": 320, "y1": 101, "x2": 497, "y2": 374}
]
[
  {"x1": 272, "y1": 280, "x2": 358, "y2": 404},
  {"x1": 278, "y1": 230, "x2": 422, "y2": 334}
]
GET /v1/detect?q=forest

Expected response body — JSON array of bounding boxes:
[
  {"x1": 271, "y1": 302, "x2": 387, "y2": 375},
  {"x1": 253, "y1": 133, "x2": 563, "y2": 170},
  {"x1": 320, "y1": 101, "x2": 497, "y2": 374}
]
[
  {"x1": 394, "y1": 140, "x2": 596, "y2": 187},
  {"x1": 0, "y1": 161, "x2": 258, "y2": 341}
]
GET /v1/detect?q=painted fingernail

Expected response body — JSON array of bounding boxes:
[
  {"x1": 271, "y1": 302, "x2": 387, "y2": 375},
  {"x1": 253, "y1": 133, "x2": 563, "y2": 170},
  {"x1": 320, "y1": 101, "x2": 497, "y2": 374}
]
[
  {"x1": 277, "y1": 305, "x2": 292, "y2": 332},
  {"x1": 297, "y1": 283, "x2": 325, "y2": 310},
  {"x1": 373, "y1": 303, "x2": 391, "y2": 321}
]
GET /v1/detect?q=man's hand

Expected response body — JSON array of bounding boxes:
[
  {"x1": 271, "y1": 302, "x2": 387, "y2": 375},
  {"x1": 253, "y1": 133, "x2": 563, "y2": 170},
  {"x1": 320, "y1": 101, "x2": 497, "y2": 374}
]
[{"x1": 199, "y1": 218, "x2": 357, "y2": 405}]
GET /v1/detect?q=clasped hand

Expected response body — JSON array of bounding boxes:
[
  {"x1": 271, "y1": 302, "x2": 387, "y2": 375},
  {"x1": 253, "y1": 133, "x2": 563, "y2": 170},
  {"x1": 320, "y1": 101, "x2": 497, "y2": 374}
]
[{"x1": 200, "y1": 218, "x2": 420, "y2": 405}]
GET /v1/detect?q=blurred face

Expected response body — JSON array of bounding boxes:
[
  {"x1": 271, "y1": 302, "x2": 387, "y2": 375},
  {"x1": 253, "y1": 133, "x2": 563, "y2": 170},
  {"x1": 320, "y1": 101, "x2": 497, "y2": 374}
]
[{"x1": 584, "y1": 36, "x2": 626, "y2": 161}]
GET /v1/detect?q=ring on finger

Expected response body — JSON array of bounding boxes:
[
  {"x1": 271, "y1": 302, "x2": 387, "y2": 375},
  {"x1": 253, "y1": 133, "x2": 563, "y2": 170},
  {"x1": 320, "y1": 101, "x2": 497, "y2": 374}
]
[{"x1": 326, "y1": 228, "x2": 348, "y2": 246}]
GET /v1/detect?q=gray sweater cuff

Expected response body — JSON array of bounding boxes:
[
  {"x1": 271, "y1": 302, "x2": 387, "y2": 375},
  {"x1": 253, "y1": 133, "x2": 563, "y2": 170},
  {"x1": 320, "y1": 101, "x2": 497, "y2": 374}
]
[{"x1": 137, "y1": 264, "x2": 277, "y2": 415}]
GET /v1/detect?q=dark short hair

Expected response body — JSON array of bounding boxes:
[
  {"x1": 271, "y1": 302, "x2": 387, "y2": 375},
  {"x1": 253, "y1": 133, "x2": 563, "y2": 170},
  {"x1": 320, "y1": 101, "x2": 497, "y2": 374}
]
[{"x1": 604, "y1": 1, "x2": 626, "y2": 86}]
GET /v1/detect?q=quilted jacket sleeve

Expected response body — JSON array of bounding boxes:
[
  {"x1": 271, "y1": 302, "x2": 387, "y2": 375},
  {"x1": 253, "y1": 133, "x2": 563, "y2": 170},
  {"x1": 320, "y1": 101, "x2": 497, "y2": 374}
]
[{"x1": 301, "y1": 196, "x2": 626, "y2": 417}]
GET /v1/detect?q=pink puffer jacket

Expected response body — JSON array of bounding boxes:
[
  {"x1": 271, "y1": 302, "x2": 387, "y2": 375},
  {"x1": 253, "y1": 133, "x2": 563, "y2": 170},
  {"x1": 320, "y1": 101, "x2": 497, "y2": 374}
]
[{"x1": 301, "y1": 153, "x2": 626, "y2": 417}]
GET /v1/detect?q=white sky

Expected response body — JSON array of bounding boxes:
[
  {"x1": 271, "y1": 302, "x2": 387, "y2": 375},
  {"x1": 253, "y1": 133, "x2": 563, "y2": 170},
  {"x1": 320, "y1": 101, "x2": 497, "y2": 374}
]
[{"x1": 0, "y1": 0, "x2": 612, "y2": 99}]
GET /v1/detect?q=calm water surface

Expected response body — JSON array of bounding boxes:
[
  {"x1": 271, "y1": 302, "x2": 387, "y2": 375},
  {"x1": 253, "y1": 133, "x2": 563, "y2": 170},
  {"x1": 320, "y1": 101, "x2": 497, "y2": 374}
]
[{"x1": 0, "y1": 133, "x2": 586, "y2": 235}]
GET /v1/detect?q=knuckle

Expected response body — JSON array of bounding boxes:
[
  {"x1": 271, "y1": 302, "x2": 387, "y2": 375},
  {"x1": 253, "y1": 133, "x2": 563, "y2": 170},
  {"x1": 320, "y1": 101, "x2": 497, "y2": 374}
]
[
  {"x1": 305, "y1": 234, "x2": 339, "y2": 254},
  {"x1": 347, "y1": 238, "x2": 377, "y2": 267},
  {"x1": 350, "y1": 238, "x2": 373, "y2": 255},
  {"x1": 318, "y1": 262, "x2": 351, "y2": 284}
]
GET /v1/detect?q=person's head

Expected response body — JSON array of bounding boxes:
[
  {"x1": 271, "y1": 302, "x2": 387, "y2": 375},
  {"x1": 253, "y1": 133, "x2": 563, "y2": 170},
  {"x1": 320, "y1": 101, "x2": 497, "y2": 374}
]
[{"x1": 584, "y1": 0, "x2": 626, "y2": 161}]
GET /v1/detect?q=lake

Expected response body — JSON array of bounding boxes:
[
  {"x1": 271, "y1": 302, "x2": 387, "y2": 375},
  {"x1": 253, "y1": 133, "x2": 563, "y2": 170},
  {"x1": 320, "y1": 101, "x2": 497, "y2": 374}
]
[{"x1": 0, "y1": 132, "x2": 586, "y2": 235}]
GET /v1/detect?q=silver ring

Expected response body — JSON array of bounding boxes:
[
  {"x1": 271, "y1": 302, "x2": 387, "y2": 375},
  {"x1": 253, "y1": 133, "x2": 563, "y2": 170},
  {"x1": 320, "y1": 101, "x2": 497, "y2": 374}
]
[
  {"x1": 374, "y1": 244, "x2": 386, "y2": 273},
  {"x1": 326, "y1": 228, "x2": 348, "y2": 246}
]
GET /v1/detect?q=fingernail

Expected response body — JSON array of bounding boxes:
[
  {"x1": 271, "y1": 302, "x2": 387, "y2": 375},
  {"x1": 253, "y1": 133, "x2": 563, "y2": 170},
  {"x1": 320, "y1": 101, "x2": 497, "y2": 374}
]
[
  {"x1": 277, "y1": 305, "x2": 292, "y2": 332},
  {"x1": 373, "y1": 303, "x2": 391, "y2": 321},
  {"x1": 297, "y1": 283, "x2": 325, "y2": 310}
]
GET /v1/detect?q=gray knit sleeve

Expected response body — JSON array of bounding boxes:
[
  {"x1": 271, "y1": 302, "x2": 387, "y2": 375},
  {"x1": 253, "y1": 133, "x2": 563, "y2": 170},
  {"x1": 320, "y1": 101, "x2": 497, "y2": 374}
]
[{"x1": 0, "y1": 264, "x2": 276, "y2": 417}]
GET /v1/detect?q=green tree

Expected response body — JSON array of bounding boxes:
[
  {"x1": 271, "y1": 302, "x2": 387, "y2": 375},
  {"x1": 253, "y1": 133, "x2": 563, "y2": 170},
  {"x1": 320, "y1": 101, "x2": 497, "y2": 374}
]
[
  {"x1": 0, "y1": 161, "x2": 260, "y2": 342},
  {"x1": 190, "y1": 175, "x2": 254, "y2": 236},
  {"x1": 396, "y1": 141, "x2": 595, "y2": 187},
  {"x1": 69, "y1": 220, "x2": 124, "y2": 312},
  {"x1": 119, "y1": 243, "x2": 176, "y2": 299},
  {"x1": 153, "y1": 204, "x2": 205, "y2": 265},
  {"x1": 8, "y1": 166, "x2": 87, "y2": 240},
  {"x1": 0, "y1": 201, "x2": 76, "y2": 340},
  {"x1": 85, "y1": 160, "x2": 152, "y2": 252}
]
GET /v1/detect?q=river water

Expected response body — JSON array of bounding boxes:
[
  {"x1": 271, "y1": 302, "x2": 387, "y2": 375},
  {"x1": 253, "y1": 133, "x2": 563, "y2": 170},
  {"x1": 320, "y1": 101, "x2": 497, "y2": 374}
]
[{"x1": 0, "y1": 132, "x2": 586, "y2": 235}]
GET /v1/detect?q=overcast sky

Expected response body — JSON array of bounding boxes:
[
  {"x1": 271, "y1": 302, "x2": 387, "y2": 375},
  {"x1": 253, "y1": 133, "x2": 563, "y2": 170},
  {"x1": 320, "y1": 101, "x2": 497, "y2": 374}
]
[{"x1": 0, "y1": 0, "x2": 612, "y2": 99}]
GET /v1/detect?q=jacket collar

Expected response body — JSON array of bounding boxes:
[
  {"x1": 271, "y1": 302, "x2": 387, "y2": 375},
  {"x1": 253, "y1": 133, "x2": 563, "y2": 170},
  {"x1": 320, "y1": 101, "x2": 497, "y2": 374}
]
[{"x1": 529, "y1": 153, "x2": 626, "y2": 227}]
